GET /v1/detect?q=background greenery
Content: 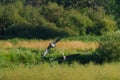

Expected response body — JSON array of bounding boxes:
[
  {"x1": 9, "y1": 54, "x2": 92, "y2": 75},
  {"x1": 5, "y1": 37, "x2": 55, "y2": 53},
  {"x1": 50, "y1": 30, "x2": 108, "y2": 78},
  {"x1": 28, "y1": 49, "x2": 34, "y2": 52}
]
[{"x1": 0, "y1": 0, "x2": 119, "y2": 39}]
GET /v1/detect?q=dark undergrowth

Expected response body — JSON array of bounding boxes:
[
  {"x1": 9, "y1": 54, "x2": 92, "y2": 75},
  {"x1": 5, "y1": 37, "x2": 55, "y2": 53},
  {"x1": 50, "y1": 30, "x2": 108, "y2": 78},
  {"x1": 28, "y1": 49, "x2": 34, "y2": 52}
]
[
  {"x1": 0, "y1": 31, "x2": 120, "y2": 67},
  {"x1": 0, "y1": 47, "x2": 115, "y2": 68}
]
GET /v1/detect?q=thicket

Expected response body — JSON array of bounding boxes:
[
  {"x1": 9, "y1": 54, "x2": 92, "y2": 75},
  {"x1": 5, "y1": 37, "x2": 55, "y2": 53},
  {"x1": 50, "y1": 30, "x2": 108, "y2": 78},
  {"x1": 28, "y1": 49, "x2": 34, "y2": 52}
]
[
  {"x1": 0, "y1": 47, "x2": 42, "y2": 67},
  {"x1": 0, "y1": 0, "x2": 119, "y2": 39},
  {"x1": 0, "y1": 31, "x2": 120, "y2": 67},
  {"x1": 95, "y1": 31, "x2": 120, "y2": 62}
]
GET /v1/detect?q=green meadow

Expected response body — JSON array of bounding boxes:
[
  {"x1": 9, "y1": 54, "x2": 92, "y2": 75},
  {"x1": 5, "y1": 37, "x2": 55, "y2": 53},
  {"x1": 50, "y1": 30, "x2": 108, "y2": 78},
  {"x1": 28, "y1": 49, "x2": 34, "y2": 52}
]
[
  {"x1": 0, "y1": 1, "x2": 120, "y2": 80},
  {"x1": 0, "y1": 36, "x2": 119, "y2": 80}
]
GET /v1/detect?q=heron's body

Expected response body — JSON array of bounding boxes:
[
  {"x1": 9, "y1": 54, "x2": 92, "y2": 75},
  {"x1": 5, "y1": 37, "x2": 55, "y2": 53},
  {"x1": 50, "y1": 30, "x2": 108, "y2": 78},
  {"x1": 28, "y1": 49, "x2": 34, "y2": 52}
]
[
  {"x1": 42, "y1": 42, "x2": 56, "y2": 57},
  {"x1": 42, "y1": 37, "x2": 65, "y2": 59}
]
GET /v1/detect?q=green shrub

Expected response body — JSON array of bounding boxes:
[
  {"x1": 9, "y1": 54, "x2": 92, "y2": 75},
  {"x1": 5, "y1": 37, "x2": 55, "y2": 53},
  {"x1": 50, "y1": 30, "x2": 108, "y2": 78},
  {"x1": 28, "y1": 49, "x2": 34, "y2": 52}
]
[
  {"x1": 88, "y1": 7, "x2": 105, "y2": 21},
  {"x1": 0, "y1": 48, "x2": 43, "y2": 67},
  {"x1": 96, "y1": 31, "x2": 120, "y2": 62},
  {"x1": 68, "y1": 9, "x2": 93, "y2": 35},
  {"x1": 41, "y1": 2, "x2": 64, "y2": 23},
  {"x1": 94, "y1": 15, "x2": 117, "y2": 35},
  {"x1": 0, "y1": 52, "x2": 13, "y2": 67}
]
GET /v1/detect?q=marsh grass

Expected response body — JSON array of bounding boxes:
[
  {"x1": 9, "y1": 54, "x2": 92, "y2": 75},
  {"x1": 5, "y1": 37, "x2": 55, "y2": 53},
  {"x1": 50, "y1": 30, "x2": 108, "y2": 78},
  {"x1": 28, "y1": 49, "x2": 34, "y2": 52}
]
[
  {"x1": 0, "y1": 63, "x2": 120, "y2": 80},
  {"x1": 0, "y1": 47, "x2": 100, "y2": 66},
  {"x1": 0, "y1": 38, "x2": 120, "y2": 80},
  {"x1": 0, "y1": 39, "x2": 101, "y2": 66}
]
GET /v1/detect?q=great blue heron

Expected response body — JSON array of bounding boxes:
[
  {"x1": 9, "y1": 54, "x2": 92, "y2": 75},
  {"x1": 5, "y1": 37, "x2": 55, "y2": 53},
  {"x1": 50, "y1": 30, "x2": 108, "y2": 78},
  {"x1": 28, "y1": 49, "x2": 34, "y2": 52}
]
[{"x1": 42, "y1": 37, "x2": 66, "y2": 60}]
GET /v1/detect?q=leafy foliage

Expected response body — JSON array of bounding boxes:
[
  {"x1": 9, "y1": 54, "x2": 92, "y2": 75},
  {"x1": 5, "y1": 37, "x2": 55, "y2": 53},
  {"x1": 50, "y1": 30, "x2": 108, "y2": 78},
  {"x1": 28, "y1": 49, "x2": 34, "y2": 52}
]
[
  {"x1": 0, "y1": 0, "x2": 119, "y2": 39},
  {"x1": 0, "y1": 48, "x2": 42, "y2": 66},
  {"x1": 96, "y1": 31, "x2": 120, "y2": 62}
]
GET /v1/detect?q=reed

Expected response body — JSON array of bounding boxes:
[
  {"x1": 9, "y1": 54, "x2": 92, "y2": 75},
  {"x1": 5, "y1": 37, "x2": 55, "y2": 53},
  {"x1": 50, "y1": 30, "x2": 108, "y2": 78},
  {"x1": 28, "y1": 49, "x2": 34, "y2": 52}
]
[{"x1": 0, "y1": 40, "x2": 99, "y2": 51}]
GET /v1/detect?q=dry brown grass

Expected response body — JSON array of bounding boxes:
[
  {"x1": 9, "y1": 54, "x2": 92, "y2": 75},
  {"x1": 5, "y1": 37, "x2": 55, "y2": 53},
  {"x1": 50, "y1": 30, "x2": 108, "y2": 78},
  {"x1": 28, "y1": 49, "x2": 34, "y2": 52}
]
[
  {"x1": 0, "y1": 41, "x2": 13, "y2": 48},
  {"x1": 57, "y1": 41, "x2": 98, "y2": 51},
  {"x1": 0, "y1": 40, "x2": 99, "y2": 51}
]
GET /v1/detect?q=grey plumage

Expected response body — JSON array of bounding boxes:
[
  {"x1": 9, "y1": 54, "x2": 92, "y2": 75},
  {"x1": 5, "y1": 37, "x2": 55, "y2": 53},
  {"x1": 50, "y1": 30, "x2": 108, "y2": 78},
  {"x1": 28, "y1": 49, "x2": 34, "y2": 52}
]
[{"x1": 42, "y1": 37, "x2": 62, "y2": 57}]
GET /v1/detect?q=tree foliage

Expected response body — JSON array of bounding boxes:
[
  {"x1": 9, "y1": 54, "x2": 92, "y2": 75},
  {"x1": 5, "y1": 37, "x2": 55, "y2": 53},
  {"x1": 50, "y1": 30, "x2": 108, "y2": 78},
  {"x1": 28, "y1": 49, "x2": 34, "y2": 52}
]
[
  {"x1": 0, "y1": 0, "x2": 119, "y2": 39},
  {"x1": 96, "y1": 31, "x2": 120, "y2": 62}
]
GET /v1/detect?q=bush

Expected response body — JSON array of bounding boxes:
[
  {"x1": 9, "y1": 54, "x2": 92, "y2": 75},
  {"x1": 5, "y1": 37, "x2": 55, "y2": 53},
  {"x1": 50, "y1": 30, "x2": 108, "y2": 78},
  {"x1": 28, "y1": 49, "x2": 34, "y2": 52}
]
[
  {"x1": 0, "y1": 48, "x2": 42, "y2": 66},
  {"x1": 41, "y1": 2, "x2": 64, "y2": 23},
  {"x1": 68, "y1": 9, "x2": 93, "y2": 35},
  {"x1": 96, "y1": 31, "x2": 120, "y2": 62}
]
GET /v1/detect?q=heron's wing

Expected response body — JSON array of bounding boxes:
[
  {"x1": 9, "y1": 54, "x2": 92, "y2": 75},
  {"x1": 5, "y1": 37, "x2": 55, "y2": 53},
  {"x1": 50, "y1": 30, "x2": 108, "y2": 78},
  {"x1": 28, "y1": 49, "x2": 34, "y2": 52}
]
[
  {"x1": 42, "y1": 44, "x2": 52, "y2": 57},
  {"x1": 42, "y1": 48, "x2": 49, "y2": 57},
  {"x1": 53, "y1": 37, "x2": 62, "y2": 44}
]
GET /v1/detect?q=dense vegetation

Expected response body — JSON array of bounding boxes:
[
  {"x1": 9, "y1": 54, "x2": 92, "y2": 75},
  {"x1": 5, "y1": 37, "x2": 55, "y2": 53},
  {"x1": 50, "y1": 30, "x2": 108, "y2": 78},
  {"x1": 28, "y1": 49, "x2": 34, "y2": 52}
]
[
  {"x1": 0, "y1": 31, "x2": 119, "y2": 67},
  {"x1": 96, "y1": 31, "x2": 120, "y2": 62},
  {"x1": 0, "y1": 0, "x2": 120, "y2": 39},
  {"x1": 0, "y1": 38, "x2": 120, "y2": 80},
  {"x1": 0, "y1": 1, "x2": 120, "y2": 79},
  {"x1": 0, "y1": 0, "x2": 119, "y2": 65}
]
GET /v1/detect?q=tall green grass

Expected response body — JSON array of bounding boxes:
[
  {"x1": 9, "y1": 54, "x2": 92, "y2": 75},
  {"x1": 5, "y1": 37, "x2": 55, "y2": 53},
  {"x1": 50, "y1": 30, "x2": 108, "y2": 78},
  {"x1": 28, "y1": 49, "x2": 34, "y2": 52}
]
[
  {"x1": 0, "y1": 63, "x2": 120, "y2": 80},
  {"x1": 0, "y1": 47, "x2": 87, "y2": 66},
  {"x1": 0, "y1": 46, "x2": 105, "y2": 67},
  {"x1": 0, "y1": 48, "x2": 42, "y2": 67}
]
